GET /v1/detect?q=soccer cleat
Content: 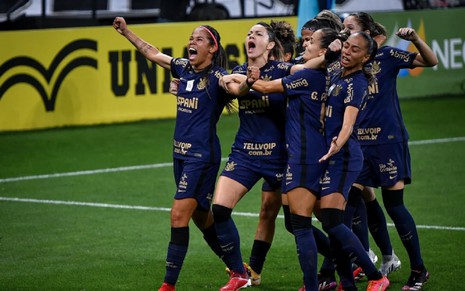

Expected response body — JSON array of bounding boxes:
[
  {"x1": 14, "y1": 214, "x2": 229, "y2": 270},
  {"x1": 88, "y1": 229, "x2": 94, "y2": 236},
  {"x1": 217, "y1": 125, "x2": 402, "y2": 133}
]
[
  {"x1": 402, "y1": 268, "x2": 429, "y2": 291},
  {"x1": 353, "y1": 249, "x2": 378, "y2": 281},
  {"x1": 367, "y1": 275, "x2": 389, "y2": 291},
  {"x1": 226, "y1": 263, "x2": 252, "y2": 277},
  {"x1": 379, "y1": 251, "x2": 401, "y2": 276},
  {"x1": 244, "y1": 263, "x2": 261, "y2": 286},
  {"x1": 220, "y1": 268, "x2": 251, "y2": 291},
  {"x1": 318, "y1": 273, "x2": 337, "y2": 290},
  {"x1": 353, "y1": 266, "x2": 365, "y2": 281},
  {"x1": 158, "y1": 282, "x2": 175, "y2": 291},
  {"x1": 368, "y1": 249, "x2": 378, "y2": 264}
]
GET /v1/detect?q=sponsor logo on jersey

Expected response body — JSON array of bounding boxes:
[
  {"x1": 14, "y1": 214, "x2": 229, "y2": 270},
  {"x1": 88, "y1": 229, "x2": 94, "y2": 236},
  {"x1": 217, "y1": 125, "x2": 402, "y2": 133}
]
[
  {"x1": 239, "y1": 95, "x2": 269, "y2": 109},
  {"x1": 358, "y1": 127, "x2": 382, "y2": 141},
  {"x1": 385, "y1": 19, "x2": 427, "y2": 78},
  {"x1": 285, "y1": 77, "x2": 308, "y2": 90},
  {"x1": 243, "y1": 142, "x2": 277, "y2": 156},
  {"x1": 285, "y1": 165, "x2": 293, "y2": 184},
  {"x1": 174, "y1": 140, "x2": 192, "y2": 155},
  {"x1": 178, "y1": 173, "x2": 188, "y2": 192}
]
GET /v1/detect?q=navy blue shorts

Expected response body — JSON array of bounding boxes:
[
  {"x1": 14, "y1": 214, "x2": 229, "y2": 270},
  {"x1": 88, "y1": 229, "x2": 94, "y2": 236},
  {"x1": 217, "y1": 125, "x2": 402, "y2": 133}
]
[
  {"x1": 282, "y1": 162, "x2": 326, "y2": 195},
  {"x1": 220, "y1": 152, "x2": 285, "y2": 191},
  {"x1": 356, "y1": 142, "x2": 411, "y2": 188},
  {"x1": 321, "y1": 151, "x2": 363, "y2": 199},
  {"x1": 173, "y1": 158, "x2": 220, "y2": 211}
]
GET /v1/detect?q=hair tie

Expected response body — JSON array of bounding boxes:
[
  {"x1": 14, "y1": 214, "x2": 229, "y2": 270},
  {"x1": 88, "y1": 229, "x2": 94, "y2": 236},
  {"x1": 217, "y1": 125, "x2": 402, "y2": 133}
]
[{"x1": 200, "y1": 26, "x2": 218, "y2": 50}]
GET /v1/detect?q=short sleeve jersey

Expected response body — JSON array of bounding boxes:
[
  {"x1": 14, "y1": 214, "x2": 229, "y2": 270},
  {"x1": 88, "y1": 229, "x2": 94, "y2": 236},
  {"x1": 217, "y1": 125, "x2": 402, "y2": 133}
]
[
  {"x1": 326, "y1": 69, "x2": 368, "y2": 156},
  {"x1": 282, "y1": 68, "x2": 328, "y2": 164},
  {"x1": 170, "y1": 58, "x2": 231, "y2": 163},
  {"x1": 357, "y1": 46, "x2": 417, "y2": 145},
  {"x1": 231, "y1": 60, "x2": 291, "y2": 160}
]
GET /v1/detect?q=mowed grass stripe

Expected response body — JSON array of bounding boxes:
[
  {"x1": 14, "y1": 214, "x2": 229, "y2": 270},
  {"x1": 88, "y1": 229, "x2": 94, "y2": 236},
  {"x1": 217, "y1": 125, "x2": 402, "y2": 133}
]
[
  {"x1": 1, "y1": 196, "x2": 464, "y2": 232},
  {"x1": 1, "y1": 136, "x2": 464, "y2": 183}
]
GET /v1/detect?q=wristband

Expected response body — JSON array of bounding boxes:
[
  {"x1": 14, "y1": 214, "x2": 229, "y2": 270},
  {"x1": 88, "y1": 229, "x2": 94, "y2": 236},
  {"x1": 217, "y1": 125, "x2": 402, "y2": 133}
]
[{"x1": 246, "y1": 79, "x2": 254, "y2": 88}]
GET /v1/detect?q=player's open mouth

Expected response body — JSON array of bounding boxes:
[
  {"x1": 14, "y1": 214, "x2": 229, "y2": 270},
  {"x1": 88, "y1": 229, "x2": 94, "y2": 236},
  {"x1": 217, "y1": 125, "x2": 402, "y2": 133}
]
[
  {"x1": 247, "y1": 41, "x2": 256, "y2": 53},
  {"x1": 189, "y1": 47, "x2": 198, "y2": 60}
]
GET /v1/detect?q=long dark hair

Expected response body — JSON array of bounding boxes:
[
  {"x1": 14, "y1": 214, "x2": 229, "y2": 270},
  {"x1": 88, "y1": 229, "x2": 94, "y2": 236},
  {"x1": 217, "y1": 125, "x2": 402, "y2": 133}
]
[
  {"x1": 256, "y1": 21, "x2": 284, "y2": 61},
  {"x1": 348, "y1": 12, "x2": 386, "y2": 38},
  {"x1": 270, "y1": 20, "x2": 297, "y2": 61},
  {"x1": 200, "y1": 25, "x2": 227, "y2": 69},
  {"x1": 318, "y1": 27, "x2": 339, "y2": 50},
  {"x1": 302, "y1": 10, "x2": 343, "y2": 32},
  {"x1": 199, "y1": 25, "x2": 235, "y2": 113}
]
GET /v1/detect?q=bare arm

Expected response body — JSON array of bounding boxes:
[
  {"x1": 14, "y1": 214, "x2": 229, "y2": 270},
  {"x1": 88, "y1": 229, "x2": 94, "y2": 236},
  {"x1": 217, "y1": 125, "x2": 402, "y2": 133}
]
[
  {"x1": 220, "y1": 74, "x2": 249, "y2": 96},
  {"x1": 251, "y1": 79, "x2": 284, "y2": 94},
  {"x1": 319, "y1": 106, "x2": 359, "y2": 162},
  {"x1": 396, "y1": 27, "x2": 438, "y2": 67},
  {"x1": 113, "y1": 17, "x2": 172, "y2": 70},
  {"x1": 290, "y1": 55, "x2": 326, "y2": 74}
]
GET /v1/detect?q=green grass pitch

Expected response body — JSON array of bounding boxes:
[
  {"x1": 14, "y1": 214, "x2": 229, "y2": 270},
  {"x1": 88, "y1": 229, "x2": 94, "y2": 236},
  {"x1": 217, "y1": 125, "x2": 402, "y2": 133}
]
[{"x1": 1, "y1": 95, "x2": 464, "y2": 290}]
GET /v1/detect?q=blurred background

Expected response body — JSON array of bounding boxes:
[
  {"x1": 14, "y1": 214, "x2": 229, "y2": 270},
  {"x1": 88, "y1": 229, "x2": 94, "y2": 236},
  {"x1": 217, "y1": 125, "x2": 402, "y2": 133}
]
[{"x1": 2, "y1": 0, "x2": 465, "y2": 30}]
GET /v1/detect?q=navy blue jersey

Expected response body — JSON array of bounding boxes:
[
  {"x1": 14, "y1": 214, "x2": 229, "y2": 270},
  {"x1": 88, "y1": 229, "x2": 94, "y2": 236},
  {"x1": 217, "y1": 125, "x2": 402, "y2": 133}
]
[
  {"x1": 357, "y1": 46, "x2": 417, "y2": 145},
  {"x1": 170, "y1": 58, "x2": 231, "y2": 163},
  {"x1": 325, "y1": 69, "x2": 367, "y2": 165},
  {"x1": 230, "y1": 60, "x2": 292, "y2": 160},
  {"x1": 282, "y1": 68, "x2": 328, "y2": 164}
]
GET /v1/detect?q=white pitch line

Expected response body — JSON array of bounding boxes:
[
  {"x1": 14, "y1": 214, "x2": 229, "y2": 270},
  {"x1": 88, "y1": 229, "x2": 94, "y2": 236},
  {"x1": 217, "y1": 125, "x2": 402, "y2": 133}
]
[
  {"x1": 1, "y1": 136, "x2": 464, "y2": 184},
  {"x1": 1, "y1": 196, "x2": 464, "y2": 232}
]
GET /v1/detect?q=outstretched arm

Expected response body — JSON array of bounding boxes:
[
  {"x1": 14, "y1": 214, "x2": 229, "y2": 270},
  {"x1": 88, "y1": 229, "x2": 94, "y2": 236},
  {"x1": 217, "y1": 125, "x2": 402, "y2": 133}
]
[
  {"x1": 113, "y1": 17, "x2": 172, "y2": 70},
  {"x1": 319, "y1": 106, "x2": 359, "y2": 162},
  {"x1": 396, "y1": 27, "x2": 438, "y2": 67}
]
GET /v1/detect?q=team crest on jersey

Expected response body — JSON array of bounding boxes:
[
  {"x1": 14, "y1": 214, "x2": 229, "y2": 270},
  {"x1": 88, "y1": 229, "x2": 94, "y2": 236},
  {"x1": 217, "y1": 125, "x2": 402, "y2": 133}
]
[
  {"x1": 370, "y1": 61, "x2": 382, "y2": 75},
  {"x1": 328, "y1": 83, "x2": 342, "y2": 96},
  {"x1": 224, "y1": 161, "x2": 237, "y2": 171},
  {"x1": 206, "y1": 192, "x2": 213, "y2": 202},
  {"x1": 197, "y1": 77, "x2": 207, "y2": 90},
  {"x1": 214, "y1": 70, "x2": 224, "y2": 79},
  {"x1": 261, "y1": 74, "x2": 272, "y2": 81}
]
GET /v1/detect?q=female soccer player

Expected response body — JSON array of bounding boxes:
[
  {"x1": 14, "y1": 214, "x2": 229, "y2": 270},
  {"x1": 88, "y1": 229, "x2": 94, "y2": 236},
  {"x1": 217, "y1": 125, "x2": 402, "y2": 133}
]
[
  {"x1": 245, "y1": 27, "x2": 339, "y2": 291},
  {"x1": 342, "y1": 12, "x2": 438, "y2": 290},
  {"x1": 318, "y1": 31, "x2": 389, "y2": 291},
  {"x1": 113, "y1": 17, "x2": 233, "y2": 291},
  {"x1": 212, "y1": 21, "x2": 293, "y2": 291}
]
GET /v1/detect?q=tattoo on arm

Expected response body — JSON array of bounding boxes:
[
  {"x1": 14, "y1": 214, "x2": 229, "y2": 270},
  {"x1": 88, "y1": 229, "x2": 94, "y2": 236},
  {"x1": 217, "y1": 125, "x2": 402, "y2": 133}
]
[{"x1": 143, "y1": 44, "x2": 153, "y2": 54}]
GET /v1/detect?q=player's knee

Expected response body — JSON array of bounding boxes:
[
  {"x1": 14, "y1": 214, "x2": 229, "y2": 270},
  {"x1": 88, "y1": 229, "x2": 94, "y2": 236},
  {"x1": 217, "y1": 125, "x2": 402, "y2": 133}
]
[
  {"x1": 212, "y1": 204, "x2": 232, "y2": 223},
  {"x1": 290, "y1": 213, "x2": 312, "y2": 230},
  {"x1": 382, "y1": 188, "x2": 404, "y2": 209},
  {"x1": 320, "y1": 208, "x2": 344, "y2": 233}
]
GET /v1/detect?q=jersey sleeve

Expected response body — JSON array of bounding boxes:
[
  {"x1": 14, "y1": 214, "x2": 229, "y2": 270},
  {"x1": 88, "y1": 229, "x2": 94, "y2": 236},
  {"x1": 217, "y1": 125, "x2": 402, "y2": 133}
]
[
  {"x1": 385, "y1": 46, "x2": 417, "y2": 69},
  {"x1": 282, "y1": 69, "x2": 313, "y2": 98},
  {"x1": 170, "y1": 57, "x2": 189, "y2": 79},
  {"x1": 344, "y1": 76, "x2": 367, "y2": 109}
]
